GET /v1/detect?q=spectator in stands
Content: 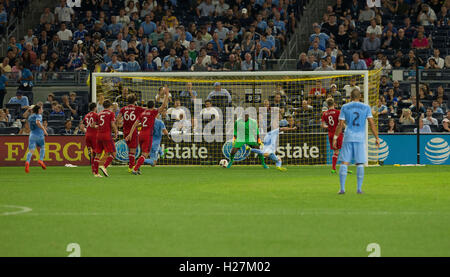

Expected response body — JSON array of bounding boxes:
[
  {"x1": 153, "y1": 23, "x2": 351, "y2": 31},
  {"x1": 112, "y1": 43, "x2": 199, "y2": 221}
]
[
  {"x1": 366, "y1": 18, "x2": 382, "y2": 38},
  {"x1": 418, "y1": 3, "x2": 437, "y2": 26},
  {"x1": 432, "y1": 100, "x2": 444, "y2": 115},
  {"x1": 197, "y1": 0, "x2": 215, "y2": 18},
  {"x1": 60, "y1": 120, "x2": 73, "y2": 135},
  {"x1": 40, "y1": 7, "x2": 55, "y2": 25},
  {"x1": 443, "y1": 111, "x2": 450, "y2": 132},
  {"x1": 167, "y1": 99, "x2": 186, "y2": 121},
  {"x1": 223, "y1": 54, "x2": 240, "y2": 71},
  {"x1": 200, "y1": 99, "x2": 220, "y2": 120},
  {"x1": 309, "y1": 80, "x2": 326, "y2": 98},
  {"x1": 350, "y1": 53, "x2": 368, "y2": 70},
  {"x1": 315, "y1": 57, "x2": 334, "y2": 71},
  {"x1": 400, "y1": 108, "x2": 415, "y2": 125},
  {"x1": 114, "y1": 87, "x2": 129, "y2": 108},
  {"x1": 241, "y1": 52, "x2": 259, "y2": 71},
  {"x1": 427, "y1": 49, "x2": 445, "y2": 69},
  {"x1": 96, "y1": 93, "x2": 104, "y2": 113},
  {"x1": 284, "y1": 116, "x2": 298, "y2": 132},
  {"x1": 57, "y1": 23, "x2": 73, "y2": 42},
  {"x1": 333, "y1": 54, "x2": 348, "y2": 70},
  {"x1": 387, "y1": 118, "x2": 399, "y2": 134},
  {"x1": 62, "y1": 95, "x2": 77, "y2": 119},
  {"x1": 426, "y1": 58, "x2": 440, "y2": 69},
  {"x1": 310, "y1": 23, "x2": 329, "y2": 51},
  {"x1": 272, "y1": 92, "x2": 286, "y2": 109},
  {"x1": 362, "y1": 32, "x2": 381, "y2": 52},
  {"x1": 0, "y1": 108, "x2": 9, "y2": 126},
  {"x1": 415, "y1": 119, "x2": 432, "y2": 133},
  {"x1": 179, "y1": 82, "x2": 197, "y2": 99},
  {"x1": 392, "y1": 28, "x2": 410, "y2": 50},
  {"x1": 0, "y1": 5, "x2": 7, "y2": 36},
  {"x1": 54, "y1": 0, "x2": 74, "y2": 24},
  {"x1": 0, "y1": 69, "x2": 7, "y2": 108},
  {"x1": 412, "y1": 31, "x2": 429, "y2": 49},
  {"x1": 50, "y1": 102, "x2": 64, "y2": 116},
  {"x1": 297, "y1": 52, "x2": 312, "y2": 70},
  {"x1": 8, "y1": 90, "x2": 29, "y2": 110},
  {"x1": 141, "y1": 53, "x2": 158, "y2": 72},
  {"x1": 207, "y1": 82, "x2": 231, "y2": 104},
  {"x1": 106, "y1": 54, "x2": 124, "y2": 72},
  {"x1": 0, "y1": 57, "x2": 11, "y2": 73},
  {"x1": 347, "y1": 31, "x2": 362, "y2": 51},
  {"x1": 376, "y1": 96, "x2": 389, "y2": 116},
  {"x1": 358, "y1": 4, "x2": 376, "y2": 22},
  {"x1": 156, "y1": 87, "x2": 173, "y2": 107},
  {"x1": 423, "y1": 107, "x2": 439, "y2": 126}
]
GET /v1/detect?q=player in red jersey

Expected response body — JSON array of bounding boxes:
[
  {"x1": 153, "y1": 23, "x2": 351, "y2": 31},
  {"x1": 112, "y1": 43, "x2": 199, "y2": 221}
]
[
  {"x1": 126, "y1": 87, "x2": 169, "y2": 175},
  {"x1": 117, "y1": 93, "x2": 145, "y2": 173},
  {"x1": 93, "y1": 99, "x2": 118, "y2": 177},
  {"x1": 83, "y1": 103, "x2": 99, "y2": 175},
  {"x1": 321, "y1": 98, "x2": 344, "y2": 174}
]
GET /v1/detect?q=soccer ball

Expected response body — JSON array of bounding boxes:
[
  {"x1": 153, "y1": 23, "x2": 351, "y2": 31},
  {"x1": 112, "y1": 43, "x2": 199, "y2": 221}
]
[{"x1": 219, "y1": 159, "x2": 229, "y2": 168}]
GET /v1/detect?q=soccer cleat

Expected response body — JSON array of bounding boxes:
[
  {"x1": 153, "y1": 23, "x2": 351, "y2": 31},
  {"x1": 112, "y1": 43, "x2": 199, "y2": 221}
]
[
  {"x1": 99, "y1": 166, "x2": 109, "y2": 177},
  {"x1": 25, "y1": 162, "x2": 30, "y2": 173},
  {"x1": 262, "y1": 164, "x2": 269, "y2": 169},
  {"x1": 348, "y1": 170, "x2": 353, "y2": 174},
  {"x1": 276, "y1": 166, "x2": 287, "y2": 172},
  {"x1": 94, "y1": 174, "x2": 103, "y2": 178},
  {"x1": 38, "y1": 160, "x2": 46, "y2": 170},
  {"x1": 128, "y1": 167, "x2": 133, "y2": 173},
  {"x1": 338, "y1": 190, "x2": 345, "y2": 194},
  {"x1": 357, "y1": 190, "x2": 364, "y2": 194},
  {"x1": 226, "y1": 161, "x2": 233, "y2": 168},
  {"x1": 132, "y1": 170, "x2": 140, "y2": 175},
  {"x1": 331, "y1": 169, "x2": 337, "y2": 174},
  {"x1": 161, "y1": 149, "x2": 168, "y2": 158},
  {"x1": 245, "y1": 145, "x2": 251, "y2": 151}
]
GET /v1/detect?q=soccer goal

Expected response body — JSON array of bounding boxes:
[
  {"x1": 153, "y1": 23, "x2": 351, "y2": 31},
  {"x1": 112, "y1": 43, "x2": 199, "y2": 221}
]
[{"x1": 91, "y1": 70, "x2": 381, "y2": 166}]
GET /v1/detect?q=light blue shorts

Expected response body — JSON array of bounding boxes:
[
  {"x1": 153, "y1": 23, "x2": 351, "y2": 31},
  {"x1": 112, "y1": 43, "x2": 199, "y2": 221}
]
[
  {"x1": 339, "y1": 141, "x2": 367, "y2": 164},
  {"x1": 29, "y1": 135, "x2": 45, "y2": 150}
]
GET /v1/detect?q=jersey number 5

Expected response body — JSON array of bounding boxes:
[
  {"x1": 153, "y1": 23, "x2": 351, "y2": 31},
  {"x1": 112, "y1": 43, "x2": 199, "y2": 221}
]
[{"x1": 99, "y1": 115, "x2": 105, "y2": 126}]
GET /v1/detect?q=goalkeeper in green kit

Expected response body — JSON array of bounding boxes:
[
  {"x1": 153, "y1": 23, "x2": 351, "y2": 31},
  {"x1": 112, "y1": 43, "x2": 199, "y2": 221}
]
[{"x1": 227, "y1": 114, "x2": 268, "y2": 169}]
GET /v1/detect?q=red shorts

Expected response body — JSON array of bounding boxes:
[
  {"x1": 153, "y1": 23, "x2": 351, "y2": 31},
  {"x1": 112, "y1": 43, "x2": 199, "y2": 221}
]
[
  {"x1": 125, "y1": 131, "x2": 139, "y2": 149},
  {"x1": 85, "y1": 133, "x2": 97, "y2": 149},
  {"x1": 329, "y1": 133, "x2": 343, "y2": 150},
  {"x1": 139, "y1": 132, "x2": 153, "y2": 153},
  {"x1": 95, "y1": 134, "x2": 116, "y2": 154}
]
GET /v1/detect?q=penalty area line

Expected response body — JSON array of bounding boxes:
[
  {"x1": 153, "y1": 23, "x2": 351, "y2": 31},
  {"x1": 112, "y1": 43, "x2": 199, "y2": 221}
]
[{"x1": 0, "y1": 205, "x2": 33, "y2": 216}]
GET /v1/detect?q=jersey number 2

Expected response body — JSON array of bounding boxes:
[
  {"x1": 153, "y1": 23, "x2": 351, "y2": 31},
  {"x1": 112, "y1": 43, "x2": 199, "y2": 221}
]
[{"x1": 352, "y1": 112, "x2": 360, "y2": 127}]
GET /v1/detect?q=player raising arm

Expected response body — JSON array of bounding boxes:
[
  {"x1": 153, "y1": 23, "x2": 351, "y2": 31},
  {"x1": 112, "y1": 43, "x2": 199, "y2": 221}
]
[
  {"x1": 83, "y1": 103, "x2": 99, "y2": 175},
  {"x1": 144, "y1": 117, "x2": 169, "y2": 167},
  {"x1": 117, "y1": 93, "x2": 145, "y2": 173},
  {"x1": 93, "y1": 100, "x2": 118, "y2": 177},
  {"x1": 333, "y1": 89, "x2": 380, "y2": 194},
  {"x1": 126, "y1": 87, "x2": 169, "y2": 175},
  {"x1": 25, "y1": 105, "x2": 48, "y2": 173}
]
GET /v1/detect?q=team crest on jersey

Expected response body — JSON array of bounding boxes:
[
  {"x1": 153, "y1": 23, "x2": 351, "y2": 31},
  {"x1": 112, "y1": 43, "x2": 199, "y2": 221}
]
[
  {"x1": 222, "y1": 141, "x2": 250, "y2": 161},
  {"x1": 115, "y1": 140, "x2": 141, "y2": 163}
]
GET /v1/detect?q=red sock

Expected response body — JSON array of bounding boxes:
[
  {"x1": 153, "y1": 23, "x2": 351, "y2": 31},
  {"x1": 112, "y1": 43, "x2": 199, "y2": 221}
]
[
  {"x1": 134, "y1": 156, "x2": 145, "y2": 171},
  {"x1": 128, "y1": 153, "x2": 135, "y2": 168},
  {"x1": 93, "y1": 158, "x2": 100, "y2": 174},
  {"x1": 90, "y1": 154, "x2": 95, "y2": 165},
  {"x1": 104, "y1": 155, "x2": 113, "y2": 168},
  {"x1": 332, "y1": 153, "x2": 338, "y2": 170}
]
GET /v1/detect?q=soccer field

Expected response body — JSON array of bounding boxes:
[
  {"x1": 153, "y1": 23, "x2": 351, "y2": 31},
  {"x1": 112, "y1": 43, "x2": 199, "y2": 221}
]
[{"x1": 0, "y1": 165, "x2": 449, "y2": 257}]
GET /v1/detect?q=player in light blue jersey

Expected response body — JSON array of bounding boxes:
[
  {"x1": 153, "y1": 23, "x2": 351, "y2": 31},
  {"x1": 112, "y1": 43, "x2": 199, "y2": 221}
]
[
  {"x1": 333, "y1": 88, "x2": 379, "y2": 194},
  {"x1": 246, "y1": 128, "x2": 288, "y2": 172},
  {"x1": 25, "y1": 105, "x2": 48, "y2": 173},
  {"x1": 144, "y1": 118, "x2": 169, "y2": 167}
]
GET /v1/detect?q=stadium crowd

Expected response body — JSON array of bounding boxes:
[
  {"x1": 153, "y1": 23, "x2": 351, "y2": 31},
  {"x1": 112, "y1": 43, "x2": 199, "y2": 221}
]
[{"x1": 0, "y1": 0, "x2": 450, "y2": 135}]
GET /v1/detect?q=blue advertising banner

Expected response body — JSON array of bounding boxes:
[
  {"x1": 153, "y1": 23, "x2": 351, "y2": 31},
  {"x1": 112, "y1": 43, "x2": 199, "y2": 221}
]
[{"x1": 327, "y1": 134, "x2": 450, "y2": 165}]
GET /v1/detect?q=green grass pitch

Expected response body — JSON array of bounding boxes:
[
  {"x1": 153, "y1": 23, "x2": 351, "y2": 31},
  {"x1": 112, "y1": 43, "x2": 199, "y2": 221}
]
[{"x1": 0, "y1": 165, "x2": 449, "y2": 257}]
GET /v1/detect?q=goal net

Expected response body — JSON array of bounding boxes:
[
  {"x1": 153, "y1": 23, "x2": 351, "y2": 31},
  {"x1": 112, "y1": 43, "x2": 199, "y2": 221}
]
[{"x1": 91, "y1": 70, "x2": 381, "y2": 166}]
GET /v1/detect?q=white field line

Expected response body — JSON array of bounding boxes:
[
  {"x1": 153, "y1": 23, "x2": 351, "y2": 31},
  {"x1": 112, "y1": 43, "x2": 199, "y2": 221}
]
[
  {"x1": 9, "y1": 210, "x2": 450, "y2": 216},
  {"x1": 0, "y1": 205, "x2": 33, "y2": 216}
]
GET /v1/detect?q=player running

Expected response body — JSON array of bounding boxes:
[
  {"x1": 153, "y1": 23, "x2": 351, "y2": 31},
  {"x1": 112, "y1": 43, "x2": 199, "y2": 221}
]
[
  {"x1": 333, "y1": 89, "x2": 380, "y2": 194},
  {"x1": 144, "y1": 118, "x2": 169, "y2": 167},
  {"x1": 246, "y1": 128, "x2": 288, "y2": 171},
  {"x1": 117, "y1": 93, "x2": 145, "y2": 173},
  {"x1": 227, "y1": 114, "x2": 267, "y2": 168},
  {"x1": 83, "y1": 103, "x2": 99, "y2": 175},
  {"x1": 93, "y1": 100, "x2": 118, "y2": 177},
  {"x1": 321, "y1": 98, "x2": 346, "y2": 174},
  {"x1": 25, "y1": 105, "x2": 48, "y2": 173},
  {"x1": 126, "y1": 87, "x2": 169, "y2": 175}
]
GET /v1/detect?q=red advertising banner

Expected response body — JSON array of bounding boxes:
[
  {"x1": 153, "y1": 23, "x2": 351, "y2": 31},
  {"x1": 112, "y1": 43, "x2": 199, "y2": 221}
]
[{"x1": 0, "y1": 135, "x2": 90, "y2": 166}]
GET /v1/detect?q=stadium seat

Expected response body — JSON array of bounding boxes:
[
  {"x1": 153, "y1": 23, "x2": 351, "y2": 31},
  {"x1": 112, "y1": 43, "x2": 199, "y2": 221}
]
[
  {"x1": 48, "y1": 114, "x2": 65, "y2": 122},
  {"x1": 400, "y1": 124, "x2": 416, "y2": 133},
  {"x1": 0, "y1": 127, "x2": 20, "y2": 134}
]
